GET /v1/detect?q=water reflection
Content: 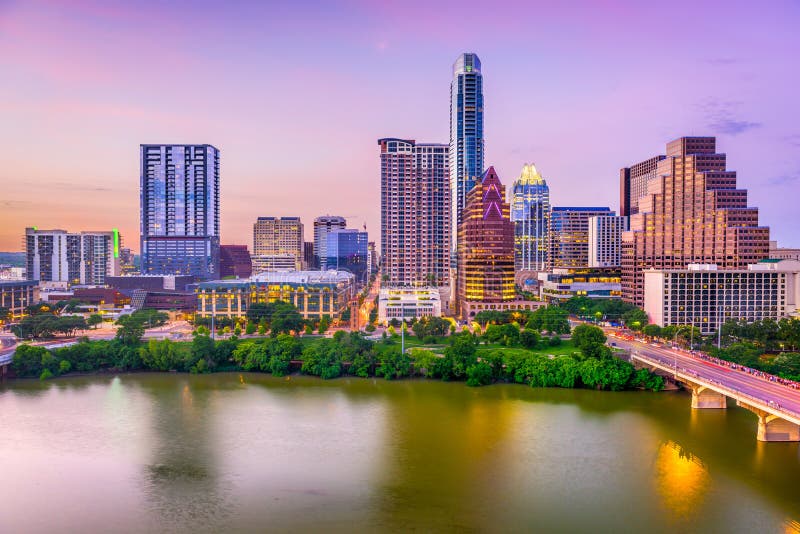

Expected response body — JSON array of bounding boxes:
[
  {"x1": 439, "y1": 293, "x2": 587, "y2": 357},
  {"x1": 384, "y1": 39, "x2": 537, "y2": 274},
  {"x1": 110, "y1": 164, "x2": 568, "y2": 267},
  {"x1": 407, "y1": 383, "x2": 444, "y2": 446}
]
[
  {"x1": 132, "y1": 375, "x2": 231, "y2": 532},
  {"x1": 654, "y1": 441, "x2": 710, "y2": 522}
]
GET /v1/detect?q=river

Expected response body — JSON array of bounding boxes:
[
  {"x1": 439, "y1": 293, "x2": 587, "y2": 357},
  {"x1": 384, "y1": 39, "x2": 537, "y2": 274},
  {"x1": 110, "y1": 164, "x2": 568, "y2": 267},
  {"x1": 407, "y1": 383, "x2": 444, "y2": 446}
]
[{"x1": 1, "y1": 373, "x2": 799, "y2": 532}]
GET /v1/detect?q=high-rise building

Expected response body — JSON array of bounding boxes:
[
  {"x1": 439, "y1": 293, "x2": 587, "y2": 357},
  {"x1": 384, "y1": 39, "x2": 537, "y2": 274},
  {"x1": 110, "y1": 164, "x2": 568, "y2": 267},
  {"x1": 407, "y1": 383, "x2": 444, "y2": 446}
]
[
  {"x1": 588, "y1": 215, "x2": 628, "y2": 268},
  {"x1": 219, "y1": 245, "x2": 252, "y2": 278},
  {"x1": 549, "y1": 207, "x2": 614, "y2": 268},
  {"x1": 314, "y1": 216, "x2": 347, "y2": 270},
  {"x1": 378, "y1": 138, "x2": 450, "y2": 286},
  {"x1": 326, "y1": 229, "x2": 369, "y2": 284},
  {"x1": 253, "y1": 217, "x2": 303, "y2": 270},
  {"x1": 620, "y1": 155, "x2": 666, "y2": 217},
  {"x1": 303, "y1": 241, "x2": 315, "y2": 269},
  {"x1": 367, "y1": 241, "x2": 378, "y2": 275},
  {"x1": 621, "y1": 137, "x2": 770, "y2": 307},
  {"x1": 510, "y1": 163, "x2": 550, "y2": 271},
  {"x1": 25, "y1": 228, "x2": 121, "y2": 287},
  {"x1": 450, "y1": 53, "x2": 485, "y2": 272},
  {"x1": 139, "y1": 144, "x2": 220, "y2": 279},
  {"x1": 456, "y1": 167, "x2": 515, "y2": 317}
]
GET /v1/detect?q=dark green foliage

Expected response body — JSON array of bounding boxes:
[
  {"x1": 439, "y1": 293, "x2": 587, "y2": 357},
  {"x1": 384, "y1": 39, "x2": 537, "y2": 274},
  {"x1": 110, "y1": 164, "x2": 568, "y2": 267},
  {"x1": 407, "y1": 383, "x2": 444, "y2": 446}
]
[
  {"x1": 466, "y1": 361, "x2": 493, "y2": 387},
  {"x1": 377, "y1": 347, "x2": 411, "y2": 380},
  {"x1": 301, "y1": 339, "x2": 343, "y2": 379},
  {"x1": 526, "y1": 307, "x2": 570, "y2": 335},
  {"x1": 12, "y1": 314, "x2": 87, "y2": 339},
  {"x1": 571, "y1": 324, "x2": 607, "y2": 351},
  {"x1": 548, "y1": 335, "x2": 562, "y2": 347},
  {"x1": 621, "y1": 308, "x2": 649, "y2": 330},
  {"x1": 520, "y1": 329, "x2": 540, "y2": 350},
  {"x1": 412, "y1": 316, "x2": 450, "y2": 339}
]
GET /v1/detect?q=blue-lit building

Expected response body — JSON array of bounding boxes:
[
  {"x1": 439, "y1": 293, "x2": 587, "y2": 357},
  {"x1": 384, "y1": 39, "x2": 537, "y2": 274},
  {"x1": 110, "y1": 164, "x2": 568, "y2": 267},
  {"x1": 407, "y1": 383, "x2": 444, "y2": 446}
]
[
  {"x1": 450, "y1": 53, "x2": 485, "y2": 265},
  {"x1": 140, "y1": 144, "x2": 220, "y2": 279},
  {"x1": 326, "y1": 229, "x2": 368, "y2": 284},
  {"x1": 510, "y1": 164, "x2": 551, "y2": 272}
]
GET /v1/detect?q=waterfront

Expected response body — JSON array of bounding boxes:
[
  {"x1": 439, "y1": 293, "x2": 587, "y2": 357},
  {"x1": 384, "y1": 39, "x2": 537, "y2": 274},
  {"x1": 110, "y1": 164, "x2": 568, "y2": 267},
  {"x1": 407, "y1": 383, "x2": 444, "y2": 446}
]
[{"x1": 1, "y1": 373, "x2": 799, "y2": 532}]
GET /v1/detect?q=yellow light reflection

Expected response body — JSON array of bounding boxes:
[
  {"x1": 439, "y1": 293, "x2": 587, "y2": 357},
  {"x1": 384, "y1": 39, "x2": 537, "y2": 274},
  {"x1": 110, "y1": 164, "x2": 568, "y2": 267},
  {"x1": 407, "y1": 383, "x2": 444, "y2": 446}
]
[{"x1": 654, "y1": 441, "x2": 710, "y2": 520}]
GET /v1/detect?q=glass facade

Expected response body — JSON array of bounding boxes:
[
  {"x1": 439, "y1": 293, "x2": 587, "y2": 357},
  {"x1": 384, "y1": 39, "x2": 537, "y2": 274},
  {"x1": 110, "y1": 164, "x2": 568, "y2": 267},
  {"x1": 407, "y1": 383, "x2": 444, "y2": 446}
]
[
  {"x1": 450, "y1": 53, "x2": 484, "y2": 263},
  {"x1": 549, "y1": 207, "x2": 614, "y2": 268},
  {"x1": 140, "y1": 144, "x2": 220, "y2": 279},
  {"x1": 326, "y1": 229, "x2": 368, "y2": 284},
  {"x1": 510, "y1": 164, "x2": 550, "y2": 271}
]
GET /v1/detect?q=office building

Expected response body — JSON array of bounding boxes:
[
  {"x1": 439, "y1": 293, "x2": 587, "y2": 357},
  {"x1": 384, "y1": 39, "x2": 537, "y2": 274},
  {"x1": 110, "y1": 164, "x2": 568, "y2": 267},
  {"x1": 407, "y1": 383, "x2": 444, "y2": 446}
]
[
  {"x1": 326, "y1": 229, "x2": 368, "y2": 284},
  {"x1": 450, "y1": 53, "x2": 485, "y2": 274},
  {"x1": 219, "y1": 245, "x2": 252, "y2": 278},
  {"x1": 644, "y1": 260, "x2": 800, "y2": 335},
  {"x1": 367, "y1": 241, "x2": 378, "y2": 275},
  {"x1": 379, "y1": 138, "x2": 450, "y2": 286},
  {"x1": 253, "y1": 217, "x2": 303, "y2": 270},
  {"x1": 770, "y1": 241, "x2": 800, "y2": 261},
  {"x1": 140, "y1": 144, "x2": 220, "y2": 279},
  {"x1": 456, "y1": 167, "x2": 516, "y2": 317},
  {"x1": 196, "y1": 270, "x2": 355, "y2": 322},
  {"x1": 252, "y1": 254, "x2": 298, "y2": 273},
  {"x1": 25, "y1": 228, "x2": 121, "y2": 288},
  {"x1": 510, "y1": 163, "x2": 551, "y2": 271},
  {"x1": 622, "y1": 137, "x2": 770, "y2": 306},
  {"x1": 588, "y1": 215, "x2": 628, "y2": 268},
  {"x1": 620, "y1": 155, "x2": 666, "y2": 216},
  {"x1": 538, "y1": 268, "x2": 622, "y2": 303},
  {"x1": 549, "y1": 207, "x2": 614, "y2": 268},
  {"x1": 0, "y1": 280, "x2": 38, "y2": 321},
  {"x1": 377, "y1": 287, "x2": 442, "y2": 324},
  {"x1": 303, "y1": 241, "x2": 315, "y2": 269},
  {"x1": 314, "y1": 216, "x2": 347, "y2": 269}
]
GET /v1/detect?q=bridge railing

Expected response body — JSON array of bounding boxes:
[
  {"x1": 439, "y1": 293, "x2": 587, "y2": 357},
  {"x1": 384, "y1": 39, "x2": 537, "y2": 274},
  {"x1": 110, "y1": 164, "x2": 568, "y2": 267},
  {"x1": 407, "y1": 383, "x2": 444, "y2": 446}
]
[{"x1": 632, "y1": 352, "x2": 800, "y2": 425}]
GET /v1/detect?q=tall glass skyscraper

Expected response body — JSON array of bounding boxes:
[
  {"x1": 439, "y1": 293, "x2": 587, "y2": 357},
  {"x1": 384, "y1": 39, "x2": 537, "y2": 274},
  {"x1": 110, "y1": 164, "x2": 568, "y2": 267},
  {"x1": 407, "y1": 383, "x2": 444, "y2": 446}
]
[
  {"x1": 326, "y1": 228, "x2": 369, "y2": 284},
  {"x1": 510, "y1": 164, "x2": 550, "y2": 271},
  {"x1": 449, "y1": 53, "x2": 484, "y2": 266},
  {"x1": 140, "y1": 144, "x2": 220, "y2": 279}
]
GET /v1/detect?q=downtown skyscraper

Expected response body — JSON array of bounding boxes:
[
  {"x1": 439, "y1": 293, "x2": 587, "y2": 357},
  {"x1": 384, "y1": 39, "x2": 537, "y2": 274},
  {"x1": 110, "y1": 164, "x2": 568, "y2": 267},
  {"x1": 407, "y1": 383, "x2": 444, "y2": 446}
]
[
  {"x1": 140, "y1": 144, "x2": 220, "y2": 279},
  {"x1": 449, "y1": 53, "x2": 485, "y2": 270},
  {"x1": 379, "y1": 138, "x2": 450, "y2": 286},
  {"x1": 621, "y1": 136, "x2": 770, "y2": 306},
  {"x1": 510, "y1": 163, "x2": 551, "y2": 271}
]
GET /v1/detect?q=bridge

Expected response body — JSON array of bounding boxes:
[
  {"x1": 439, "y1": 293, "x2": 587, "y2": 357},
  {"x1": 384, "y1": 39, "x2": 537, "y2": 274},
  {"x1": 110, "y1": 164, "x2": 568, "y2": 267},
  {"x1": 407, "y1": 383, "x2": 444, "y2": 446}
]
[{"x1": 613, "y1": 336, "x2": 800, "y2": 442}]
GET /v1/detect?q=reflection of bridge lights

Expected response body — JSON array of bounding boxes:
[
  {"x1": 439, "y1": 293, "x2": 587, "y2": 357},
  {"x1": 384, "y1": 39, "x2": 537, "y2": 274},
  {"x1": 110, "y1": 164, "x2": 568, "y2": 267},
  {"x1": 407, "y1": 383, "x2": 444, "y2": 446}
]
[{"x1": 654, "y1": 441, "x2": 709, "y2": 521}]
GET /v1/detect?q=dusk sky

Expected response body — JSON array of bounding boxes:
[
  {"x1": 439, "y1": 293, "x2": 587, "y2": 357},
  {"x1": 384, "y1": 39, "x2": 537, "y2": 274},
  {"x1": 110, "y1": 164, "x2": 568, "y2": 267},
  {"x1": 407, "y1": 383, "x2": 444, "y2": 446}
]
[{"x1": 1, "y1": 0, "x2": 798, "y2": 252}]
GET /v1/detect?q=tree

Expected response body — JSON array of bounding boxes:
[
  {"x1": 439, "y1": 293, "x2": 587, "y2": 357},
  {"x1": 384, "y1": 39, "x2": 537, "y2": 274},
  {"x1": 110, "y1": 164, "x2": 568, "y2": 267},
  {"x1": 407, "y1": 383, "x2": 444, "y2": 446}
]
[
  {"x1": 141, "y1": 339, "x2": 185, "y2": 371},
  {"x1": 520, "y1": 329, "x2": 540, "y2": 350},
  {"x1": 466, "y1": 361, "x2": 493, "y2": 387},
  {"x1": 571, "y1": 324, "x2": 607, "y2": 351},
  {"x1": 377, "y1": 347, "x2": 411, "y2": 379},
  {"x1": 318, "y1": 315, "x2": 330, "y2": 335},
  {"x1": 622, "y1": 308, "x2": 649, "y2": 330},
  {"x1": 642, "y1": 324, "x2": 662, "y2": 339},
  {"x1": 245, "y1": 322, "x2": 256, "y2": 335},
  {"x1": 115, "y1": 315, "x2": 145, "y2": 346},
  {"x1": 87, "y1": 314, "x2": 104, "y2": 329},
  {"x1": 526, "y1": 306, "x2": 570, "y2": 335},
  {"x1": 11, "y1": 344, "x2": 50, "y2": 377},
  {"x1": 445, "y1": 334, "x2": 478, "y2": 379}
]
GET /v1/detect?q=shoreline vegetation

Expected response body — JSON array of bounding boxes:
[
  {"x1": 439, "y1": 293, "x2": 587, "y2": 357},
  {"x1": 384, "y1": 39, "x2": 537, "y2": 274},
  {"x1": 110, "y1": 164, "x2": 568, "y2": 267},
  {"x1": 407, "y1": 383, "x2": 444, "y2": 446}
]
[{"x1": 9, "y1": 307, "x2": 665, "y2": 392}]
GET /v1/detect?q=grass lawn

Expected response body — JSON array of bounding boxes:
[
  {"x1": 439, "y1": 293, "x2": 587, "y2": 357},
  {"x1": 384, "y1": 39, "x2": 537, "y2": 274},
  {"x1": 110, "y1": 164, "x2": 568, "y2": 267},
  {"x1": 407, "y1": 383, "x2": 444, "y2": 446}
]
[{"x1": 475, "y1": 339, "x2": 580, "y2": 358}]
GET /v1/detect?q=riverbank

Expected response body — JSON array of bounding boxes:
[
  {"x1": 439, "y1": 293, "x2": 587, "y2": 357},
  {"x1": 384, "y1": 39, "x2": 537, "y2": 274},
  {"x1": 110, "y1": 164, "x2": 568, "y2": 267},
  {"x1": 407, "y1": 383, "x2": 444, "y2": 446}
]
[{"x1": 7, "y1": 329, "x2": 665, "y2": 392}]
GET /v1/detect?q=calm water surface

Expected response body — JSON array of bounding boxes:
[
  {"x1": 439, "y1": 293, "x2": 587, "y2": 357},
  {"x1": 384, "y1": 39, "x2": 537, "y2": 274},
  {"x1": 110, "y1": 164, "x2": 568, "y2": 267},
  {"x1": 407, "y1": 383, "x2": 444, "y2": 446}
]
[{"x1": 1, "y1": 373, "x2": 799, "y2": 533}]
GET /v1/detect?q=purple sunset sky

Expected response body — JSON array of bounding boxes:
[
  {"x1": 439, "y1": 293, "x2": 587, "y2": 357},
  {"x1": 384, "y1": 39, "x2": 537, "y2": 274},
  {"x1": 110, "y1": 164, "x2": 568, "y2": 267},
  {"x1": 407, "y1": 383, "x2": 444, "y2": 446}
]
[{"x1": 1, "y1": 0, "x2": 798, "y2": 251}]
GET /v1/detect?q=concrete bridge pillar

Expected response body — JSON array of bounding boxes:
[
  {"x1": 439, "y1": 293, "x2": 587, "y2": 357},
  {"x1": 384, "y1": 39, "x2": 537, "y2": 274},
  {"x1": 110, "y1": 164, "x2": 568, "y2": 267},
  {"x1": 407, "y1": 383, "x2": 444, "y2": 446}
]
[
  {"x1": 737, "y1": 401, "x2": 800, "y2": 442},
  {"x1": 757, "y1": 415, "x2": 800, "y2": 442},
  {"x1": 690, "y1": 386, "x2": 727, "y2": 409}
]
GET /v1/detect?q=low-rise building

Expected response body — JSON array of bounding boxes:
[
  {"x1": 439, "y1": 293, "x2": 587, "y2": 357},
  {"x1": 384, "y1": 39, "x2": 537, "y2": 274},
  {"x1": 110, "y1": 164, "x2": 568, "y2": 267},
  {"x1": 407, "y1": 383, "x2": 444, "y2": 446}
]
[
  {"x1": 377, "y1": 287, "x2": 442, "y2": 324},
  {"x1": 220, "y1": 245, "x2": 252, "y2": 278},
  {"x1": 770, "y1": 241, "x2": 800, "y2": 261},
  {"x1": 643, "y1": 260, "x2": 800, "y2": 334},
  {"x1": 0, "y1": 280, "x2": 39, "y2": 320},
  {"x1": 195, "y1": 270, "x2": 355, "y2": 322},
  {"x1": 538, "y1": 268, "x2": 622, "y2": 302}
]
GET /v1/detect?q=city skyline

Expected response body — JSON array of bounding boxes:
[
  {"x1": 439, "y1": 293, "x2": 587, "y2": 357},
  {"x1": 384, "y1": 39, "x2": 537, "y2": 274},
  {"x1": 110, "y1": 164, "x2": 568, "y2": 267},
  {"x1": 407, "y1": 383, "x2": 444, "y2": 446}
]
[{"x1": 1, "y1": 1, "x2": 799, "y2": 252}]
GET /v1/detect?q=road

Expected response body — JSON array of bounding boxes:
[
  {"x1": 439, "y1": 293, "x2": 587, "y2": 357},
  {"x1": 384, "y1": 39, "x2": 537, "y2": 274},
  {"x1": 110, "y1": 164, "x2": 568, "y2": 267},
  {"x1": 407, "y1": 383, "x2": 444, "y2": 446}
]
[{"x1": 611, "y1": 334, "x2": 800, "y2": 419}]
